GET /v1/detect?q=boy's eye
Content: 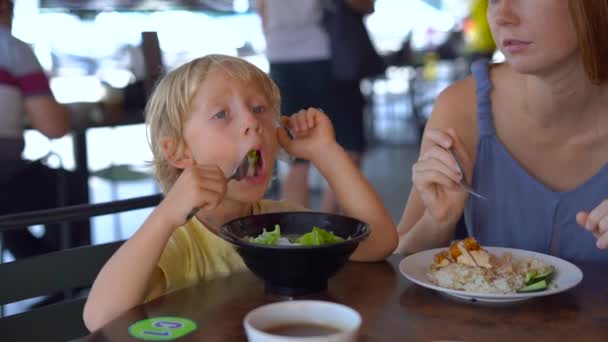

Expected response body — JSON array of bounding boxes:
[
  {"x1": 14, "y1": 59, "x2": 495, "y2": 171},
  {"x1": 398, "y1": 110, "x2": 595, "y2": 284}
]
[
  {"x1": 252, "y1": 105, "x2": 265, "y2": 114},
  {"x1": 212, "y1": 110, "x2": 227, "y2": 120}
]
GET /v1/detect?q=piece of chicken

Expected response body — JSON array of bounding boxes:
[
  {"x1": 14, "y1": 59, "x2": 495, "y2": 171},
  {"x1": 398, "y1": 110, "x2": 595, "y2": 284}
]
[
  {"x1": 451, "y1": 237, "x2": 493, "y2": 269},
  {"x1": 433, "y1": 250, "x2": 451, "y2": 268},
  {"x1": 449, "y1": 241, "x2": 462, "y2": 260},
  {"x1": 462, "y1": 237, "x2": 481, "y2": 251}
]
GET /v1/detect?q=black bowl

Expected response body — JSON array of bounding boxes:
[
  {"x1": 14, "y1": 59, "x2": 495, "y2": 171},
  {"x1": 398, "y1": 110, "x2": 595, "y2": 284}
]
[{"x1": 220, "y1": 212, "x2": 369, "y2": 296}]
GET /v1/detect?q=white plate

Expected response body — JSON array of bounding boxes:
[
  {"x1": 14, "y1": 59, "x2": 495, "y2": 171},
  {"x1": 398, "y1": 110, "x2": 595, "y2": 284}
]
[{"x1": 399, "y1": 247, "x2": 583, "y2": 304}]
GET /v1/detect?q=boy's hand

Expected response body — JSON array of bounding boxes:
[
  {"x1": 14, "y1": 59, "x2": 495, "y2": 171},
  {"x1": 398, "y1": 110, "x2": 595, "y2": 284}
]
[
  {"x1": 277, "y1": 108, "x2": 336, "y2": 162},
  {"x1": 160, "y1": 165, "x2": 227, "y2": 227}
]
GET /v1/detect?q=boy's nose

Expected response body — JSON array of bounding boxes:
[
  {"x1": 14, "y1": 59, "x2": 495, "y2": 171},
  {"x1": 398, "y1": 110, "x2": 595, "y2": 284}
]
[{"x1": 241, "y1": 110, "x2": 263, "y2": 136}]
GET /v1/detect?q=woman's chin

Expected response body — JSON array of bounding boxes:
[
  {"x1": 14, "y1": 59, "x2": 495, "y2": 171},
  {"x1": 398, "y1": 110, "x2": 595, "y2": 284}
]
[{"x1": 507, "y1": 54, "x2": 570, "y2": 78}]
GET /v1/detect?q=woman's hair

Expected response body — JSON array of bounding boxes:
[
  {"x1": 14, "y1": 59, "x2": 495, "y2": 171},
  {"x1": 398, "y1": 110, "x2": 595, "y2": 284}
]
[
  {"x1": 145, "y1": 54, "x2": 281, "y2": 193},
  {"x1": 569, "y1": 0, "x2": 608, "y2": 84}
]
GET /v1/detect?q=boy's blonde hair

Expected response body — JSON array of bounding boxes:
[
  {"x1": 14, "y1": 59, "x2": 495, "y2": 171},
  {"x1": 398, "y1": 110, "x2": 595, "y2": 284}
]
[{"x1": 146, "y1": 54, "x2": 281, "y2": 193}]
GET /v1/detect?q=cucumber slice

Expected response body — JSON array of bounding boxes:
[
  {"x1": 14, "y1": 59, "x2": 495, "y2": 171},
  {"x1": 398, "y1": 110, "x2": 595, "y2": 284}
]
[
  {"x1": 518, "y1": 279, "x2": 548, "y2": 293},
  {"x1": 535, "y1": 266, "x2": 554, "y2": 279},
  {"x1": 525, "y1": 270, "x2": 538, "y2": 284},
  {"x1": 525, "y1": 266, "x2": 554, "y2": 285}
]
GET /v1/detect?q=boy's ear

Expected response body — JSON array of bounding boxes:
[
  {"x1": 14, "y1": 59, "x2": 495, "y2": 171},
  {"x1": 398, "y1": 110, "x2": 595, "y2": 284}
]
[{"x1": 161, "y1": 137, "x2": 194, "y2": 169}]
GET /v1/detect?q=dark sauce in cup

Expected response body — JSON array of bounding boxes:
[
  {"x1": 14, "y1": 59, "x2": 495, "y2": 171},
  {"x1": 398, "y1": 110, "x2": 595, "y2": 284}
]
[{"x1": 263, "y1": 323, "x2": 341, "y2": 337}]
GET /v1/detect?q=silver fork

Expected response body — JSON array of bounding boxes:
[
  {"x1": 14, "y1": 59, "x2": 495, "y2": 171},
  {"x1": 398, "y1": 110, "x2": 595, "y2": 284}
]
[
  {"x1": 185, "y1": 153, "x2": 251, "y2": 221},
  {"x1": 275, "y1": 118, "x2": 295, "y2": 162},
  {"x1": 278, "y1": 120, "x2": 295, "y2": 140},
  {"x1": 186, "y1": 121, "x2": 294, "y2": 222},
  {"x1": 446, "y1": 148, "x2": 488, "y2": 201}
]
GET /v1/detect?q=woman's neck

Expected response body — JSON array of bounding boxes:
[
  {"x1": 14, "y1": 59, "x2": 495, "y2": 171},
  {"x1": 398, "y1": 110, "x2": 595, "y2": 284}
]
[
  {"x1": 196, "y1": 199, "x2": 253, "y2": 231},
  {"x1": 521, "y1": 58, "x2": 606, "y2": 130}
]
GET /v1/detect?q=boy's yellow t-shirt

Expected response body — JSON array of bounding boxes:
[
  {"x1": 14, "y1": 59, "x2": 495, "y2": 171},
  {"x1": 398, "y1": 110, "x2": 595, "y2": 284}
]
[{"x1": 157, "y1": 199, "x2": 306, "y2": 294}]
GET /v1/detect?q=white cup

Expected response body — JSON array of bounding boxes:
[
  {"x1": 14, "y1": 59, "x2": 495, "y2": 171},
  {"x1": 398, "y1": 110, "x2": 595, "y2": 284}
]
[{"x1": 244, "y1": 300, "x2": 361, "y2": 342}]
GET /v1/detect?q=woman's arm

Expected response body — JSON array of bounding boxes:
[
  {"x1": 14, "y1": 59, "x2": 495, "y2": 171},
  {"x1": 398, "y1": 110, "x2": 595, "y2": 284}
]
[
  {"x1": 395, "y1": 76, "x2": 478, "y2": 254},
  {"x1": 25, "y1": 96, "x2": 70, "y2": 138}
]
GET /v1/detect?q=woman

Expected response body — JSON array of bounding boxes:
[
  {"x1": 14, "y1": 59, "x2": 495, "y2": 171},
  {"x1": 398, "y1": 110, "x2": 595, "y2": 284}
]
[{"x1": 396, "y1": 0, "x2": 608, "y2": 263}]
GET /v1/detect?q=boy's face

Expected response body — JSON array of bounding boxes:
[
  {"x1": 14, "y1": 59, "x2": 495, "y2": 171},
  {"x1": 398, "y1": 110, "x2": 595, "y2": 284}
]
[{"x1": 180, "y1": 66, "x2": 279, "y2": 202}]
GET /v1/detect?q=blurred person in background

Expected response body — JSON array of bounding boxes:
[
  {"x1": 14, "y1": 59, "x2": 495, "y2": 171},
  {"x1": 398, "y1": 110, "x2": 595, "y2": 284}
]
[
  {"x1": 320, "y1": 0, "x2": 385, "y2": 212},
  {"x1": 463, "y1": 0, "x2": 496, "y2": 62},
  {"x1": 257, "y1": 0, "x2": 336, "y2": 210},
  {"x1": 0, "y1": 0, "x2": 90, "y2": 283}
]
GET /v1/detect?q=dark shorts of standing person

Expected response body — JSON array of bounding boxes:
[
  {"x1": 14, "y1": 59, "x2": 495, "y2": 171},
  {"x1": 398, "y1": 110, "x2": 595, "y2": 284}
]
[
  {"x1": 270, "y1": 59, "x2": 365, "y2": 161},
  {"x1": 331, "y1": 79, "x2": 366, "y2": 154},
  {"x1": 271, "y1": 59, "x2": 334, "y2": 164}
]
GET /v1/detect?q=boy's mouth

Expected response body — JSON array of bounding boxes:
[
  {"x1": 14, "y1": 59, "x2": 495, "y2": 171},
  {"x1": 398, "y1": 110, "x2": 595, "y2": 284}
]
[{"x1": 246, "y1": 149, "x2": 263, "y2": 178}]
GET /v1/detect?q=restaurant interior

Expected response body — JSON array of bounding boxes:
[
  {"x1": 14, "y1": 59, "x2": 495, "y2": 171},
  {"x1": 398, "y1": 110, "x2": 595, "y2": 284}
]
[{"x1": 3, "y1": 1, "x2": 605, "y2": 341}]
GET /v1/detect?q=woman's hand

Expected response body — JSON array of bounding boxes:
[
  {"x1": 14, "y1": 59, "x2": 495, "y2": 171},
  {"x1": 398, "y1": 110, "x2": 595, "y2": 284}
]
[
  {"x1": 577, "y1": 200, "x2": 608, "y2": 249},
  {"x1": 277, "y1": 108, "x2": 336, "y2": 163},
  {"x1": 413, "y1": 128, "x2": 470, "y2": 230}
]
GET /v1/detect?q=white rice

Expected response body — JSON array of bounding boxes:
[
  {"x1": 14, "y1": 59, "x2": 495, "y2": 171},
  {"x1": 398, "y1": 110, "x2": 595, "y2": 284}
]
[{"x1": 427, "y1": 253, "x2": 549, "y2": 294}]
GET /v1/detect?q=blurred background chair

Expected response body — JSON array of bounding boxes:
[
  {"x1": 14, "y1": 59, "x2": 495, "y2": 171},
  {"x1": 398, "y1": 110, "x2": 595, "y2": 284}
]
[{"x1": 0, "y1": 193, "x2": 162, "y2": 341}]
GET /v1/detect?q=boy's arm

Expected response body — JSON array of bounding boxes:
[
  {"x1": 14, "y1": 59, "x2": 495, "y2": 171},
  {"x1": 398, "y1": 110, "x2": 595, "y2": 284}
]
[
  {"x1": 279, "y1": 109, "x2": 396, "y2": 261},
  {"x1": 83, "y1": 162, "x2": 227, "y2": 331},
  {"x1": 312, "y1": 143, "x2": 397, "y2": 261},
  {"x1": 83, "y1": 206, "x2": 174, "y2": 332}
]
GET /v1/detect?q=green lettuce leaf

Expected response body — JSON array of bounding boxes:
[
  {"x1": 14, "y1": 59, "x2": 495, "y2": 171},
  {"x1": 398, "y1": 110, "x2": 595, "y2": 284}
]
[
  {"x1": 246, "y1": 224, "x2": 281, "y2": 245},
  {"x1": 248, "y1": 150, "x2": 259, "y2": 167},
  {"x1": 295, "y1": 226, "x2": 344, "y2": 246}
]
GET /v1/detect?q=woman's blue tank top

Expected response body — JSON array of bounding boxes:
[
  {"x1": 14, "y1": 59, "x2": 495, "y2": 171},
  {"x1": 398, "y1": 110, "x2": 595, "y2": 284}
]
[{"x1": 464, "y1": 60, "x2": 608, "y2": 263}]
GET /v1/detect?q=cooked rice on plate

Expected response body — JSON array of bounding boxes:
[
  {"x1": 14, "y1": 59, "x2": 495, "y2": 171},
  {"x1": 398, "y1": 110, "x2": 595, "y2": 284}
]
[{"x1": 427, "y1": 238, "x2": 551, "y2": 294}]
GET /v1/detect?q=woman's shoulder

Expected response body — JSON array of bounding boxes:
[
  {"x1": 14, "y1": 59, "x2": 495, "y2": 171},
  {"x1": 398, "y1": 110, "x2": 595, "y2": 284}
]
[
  {"x1": 426, "y1": 74, "x2": 478, "y2": 149},
  {"x1": 436, "y1": 61, "x2": 507, "y2": 110},
  {"x1": 427, "y1": 62, "x2": 512, "y2": 149},
  {"x1": 436, "y1": 74, "x2": 477, "y2": 112}
]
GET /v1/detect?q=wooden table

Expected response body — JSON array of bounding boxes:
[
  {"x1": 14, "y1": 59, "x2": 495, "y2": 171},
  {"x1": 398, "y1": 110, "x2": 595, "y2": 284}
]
[{"x1": 86, "y1": 255, "x2": 608, "y2": 342}]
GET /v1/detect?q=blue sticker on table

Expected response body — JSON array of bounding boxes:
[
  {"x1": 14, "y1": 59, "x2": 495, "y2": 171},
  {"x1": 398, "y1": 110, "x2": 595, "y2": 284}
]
[{"x1": 128, "y1": 316, "x2": 197, "y2": 341}]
